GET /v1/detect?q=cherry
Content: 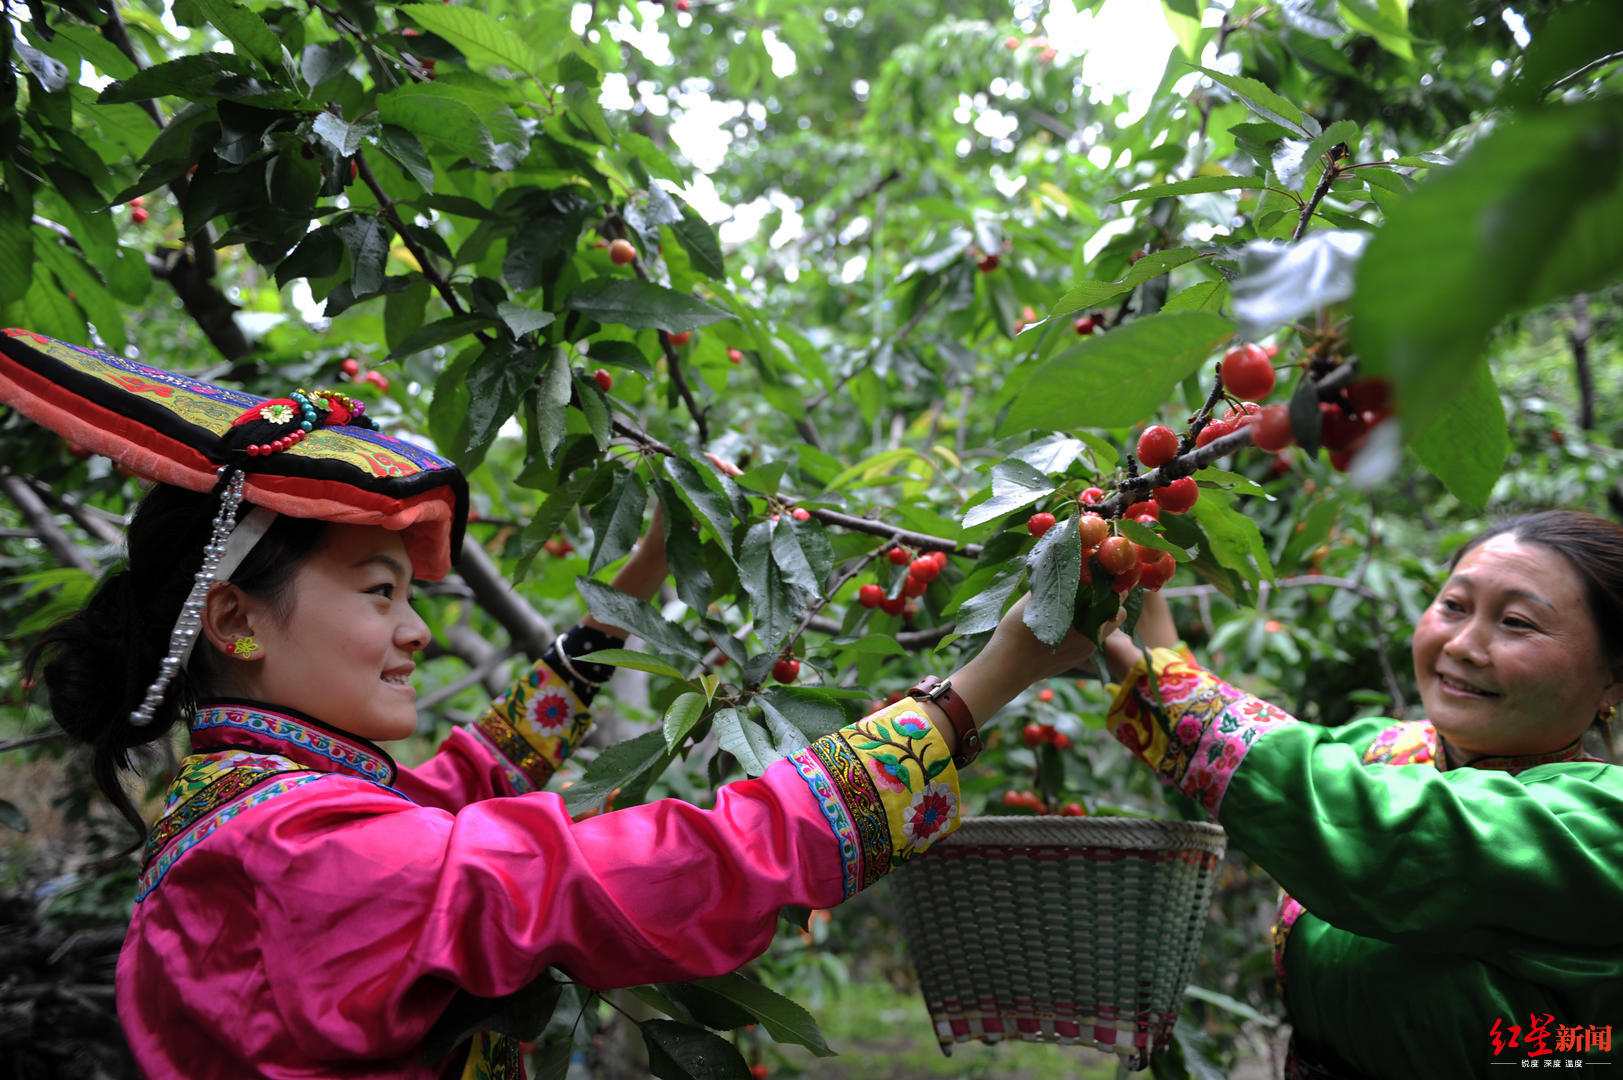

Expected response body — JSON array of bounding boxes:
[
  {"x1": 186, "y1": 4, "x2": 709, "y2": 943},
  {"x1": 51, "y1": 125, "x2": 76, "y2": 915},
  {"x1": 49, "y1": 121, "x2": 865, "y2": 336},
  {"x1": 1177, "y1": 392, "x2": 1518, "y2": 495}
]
[
  {"x1": 901, "y1": 576, "x2": 927, "y2": 598},
  {"x1": 1111, "y1": 564, "x2": 1142, "y2": 594},
  {"x1": 676, "y1": 0, "x2": 691, "y2": 10},
  {"x1": 1022, "y1": 723, "x2": 1046, "y2": 748},
  {"x1": 1078, "y1": 486, "x2": 1104, "y2": 506},
  {"x1": 1220, "y1": 343, "x2": 1275, "y2": 400},
  {"x1": 1123, "y1": 499, "x2": 1160, "y2": 521},
  {"x1": 1050, "y1": 730, "x2": 1072, "y2": 750},
  {"x1": 1098, "y1": 536, "x2": 1137, "y2": 575},
  {"x1": 1194, "y1": 417, "x2": 1235, "y2": 448},
  {"x1": 131, "y1": 207, "x2": 150, "y2": 224},
  {"x1": 858, "y1": 583, "x2": 884, "y2": 608},
  {"x1": 1137, "y1": 549, "x2": 1176, "y2": 591},
  {"x1": 1037, "y1": 688, "x2": 1054, "y2": 703},
  {"x1": 340, "y1": 357, "x2": 360, "y2": 377},
  {"x1": 131, "y1": 196, "x2": 145, "y2": 207},
  {"x1": 772, "y1": 656, "x2": 800, "y2": 684},
  {"x1": 880, "y1": 595, "x2": 906, "y2": 616},
  {"x1": 977, "y1": 253, "x2": 1000, "y2": 273},
  {"x1": 1060, "y1": 801, "x2": 1087, "y2": 817},
  {"x1": 791, "y1": 507, "x2": 811, "y2": 521},
  {"x1": 542, "y1": 535, "x2": 574, "y2": 557},
  {"x1": 1223, "y1": 402, "x2": 1263, "y2": 427},
  {"x1": 1344, "y1": 377, "x2": 1391, "y2": 413},
  {"x1": 665, "y1": 330, "x2": 693, "y2": 346},
  {"x1": 363, "y1": 370, "x2": 390, "y2": 391},
  {"x1": 403, "y1": 27, "x2": 422, "y2": 36},
  {"x1": 1076, "y1": 513, "x2": 1108, "y2": 549},
  {"x1": 909, "y1": 556, "x2": 940, "y2": 583},
  {"x1": 1252, "y1": 404, "x2": 1293, "y2": 452},
  {"x1": 1153, "y1": 477, "x2": 1198, "y2": 514},
  {"x1": 1027, "y1": 512, "x2": 1056, "y2": 538},
  {"x1": 727, "y1": 348, "x2": 744, "y2": 364},
  {"x1": 1319, "y1": 404, "x2": 1370, "y2": 451},
  {"x1": 750, "y1": 1066, "x2": 769, "y2": 1080},
  {"x1": 593, "y1": 368, "x2": 612, "y2": 392},
  {"x1": 930, "y1": 550, "x2": 949, "y2": 570},
  {"x1": 609, "y1": 238, "x2": 637, "y2": 265},
  {"x1": 1074, "y1": 315, "x2": 1095, "y2": 336},
  {"x1": 1328, "y1": 448, "x2": 1356, "y2": 473},
  {"x1": 1020, "y1": 305, "x2": 1037, "y2": 324},
  {"x1": 888, "y1": 547, "x2": 912, "y2": 566},
  {"x1": 1136, "y1": 424, "x2": 1178, "y2": 469}
]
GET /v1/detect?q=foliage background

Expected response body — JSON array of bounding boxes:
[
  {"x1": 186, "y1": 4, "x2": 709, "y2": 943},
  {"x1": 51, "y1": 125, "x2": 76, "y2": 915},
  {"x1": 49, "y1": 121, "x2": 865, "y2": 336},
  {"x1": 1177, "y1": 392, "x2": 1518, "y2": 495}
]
[{"x1": 2, "y1": 0, "x2": 1622, "y2": 1075}]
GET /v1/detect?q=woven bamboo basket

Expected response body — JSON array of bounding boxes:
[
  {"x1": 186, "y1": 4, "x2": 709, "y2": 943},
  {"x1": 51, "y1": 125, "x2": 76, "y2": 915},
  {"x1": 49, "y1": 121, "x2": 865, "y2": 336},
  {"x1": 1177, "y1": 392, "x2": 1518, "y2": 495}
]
[{"x1": 889, "y1": 815, "x2": 1227, "y2": 1071}]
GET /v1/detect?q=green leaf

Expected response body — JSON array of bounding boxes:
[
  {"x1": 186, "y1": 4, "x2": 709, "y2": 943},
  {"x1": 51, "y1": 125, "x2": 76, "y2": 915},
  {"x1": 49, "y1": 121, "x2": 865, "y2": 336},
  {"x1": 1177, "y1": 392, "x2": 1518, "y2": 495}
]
[
  {"x1": 31, "y1": 231, "x2": 126, "y2": 353},
  {"x1": 1188, "y1": 491, "x2": 1274, "y2": 585},
  {"x1": 0, "y1": 798, "x2": 27, "y2": 833},
  {"x1": 662, "y1": 692, "x2": 707, "y2": 750},
  {"x1": 378, "y1": 124, "x2": 436, "y2": 192},
  {"x1": 755, "y1": 698, "x2": 812, "y2": 757},
  {"x1": 760, "y1": 687, "x2": 848, "y2": 740},
  {"x1": 949, "y1": 565, "x2": 1024, "y2": 635},
  {"x1": 1352, "y1": 101, "x2": 1623, "y2": 435},
  {"x1": 1118, "y1": 518, "x2": 1189, "y2": 560},
  {"x1": 465, "y1": 340, "x2": 546, "y2": 452},
  {"x1": 561, "y1": 729, "x2": 669, "y2": 814},
  {"x1": 191, "y1": 0, "x2": 286, "y2": 74},
  {"x1": 399, "y1": 3, "x2": 545, "y2": 77},
  {"x1": 533, "y1": 349, "x2": 573, "y2": 462},
  {"x1": 687, "y1": 975, "x2": 833, "y2": 1056},
  {"x1": 1195, "y1": 66, "x2": 1320, "y2": 139},
  {"x1": 565, "y1": 279, "x2": 736, "y2": 334},
  {"x1": 962, "y1": 460, "x2": 1055, "y2": 528},
  {"x1": 387, "y1": 313, "x2": 499, "y2": 360},
  {"x1": 1338, "y1": 0, "x2": 1413, "y2": 61},
  {"x1": 1051, "y1": 248, "x2": 1208, "y2": 316},
  {"x1": 1111, "y1": 176, "x2": 1264, "y2": 203},
  {"x1": 1022, "y1": 514, "x2": 1081, "y2": 647},
  {"x1": 0, "y1": 202, "x2": 33, "y2": 306},
  {"x1": 419, "y1": 973, "x2": 566, "y2": 1065},
  {"x1": 712, "y1": 708, "x2": 775, "y2": 777},
  {"x1": 1504, "y1": 0, "x2": 1623, "y2": 105},
  {"x1": 1407, "y1": 359, "x2": 1507, "y2": 508},
  {"x1": 334, "y1": 213, "x2": 390, "y2": 296},
  {"x1": 640, "y1": 1019, "x2": 752, "y2": 1080},
  {"x1": 313, "y1": 112, "x2": 375, "y2": 158},
  {"x1": 664, "y1": 457, "x2": 740, "y2": 559},
  {"x1": 577, "y1": 579, "x2": 703, "y2": 660},
  {"x1": 517, "y1": 463, "x2": 599, "y2": 573},
  {"x1": 587, "y1": 467, "x2": 648, "y2": 575},
  {"x1": 1162, "y1": 279, "x2": 1229, "y2": 314},
  {"x1": 98, "y1": 53, "x2": 255, "y2": 105},
  {"x1": 737, "y1": 522, "x2": 810, "y2": 652},
  {"x1": 588, "y1": 648, "x2": 690, "y2": 682},
  {"x1": 770, "y1": 519, "x2": 820, "y2": 592},
  {"x1": 668, "y1": 202, "x2": 725, "y2": 280},
  {"x1": 1002, "y1": 311, "x2": 1235, "y2": 433},
  {"x1": 497, "y1": 301, "x2": 554, "y2": 338},
  {"x1": 376, "y1": 83, "x2": 494, "y2": 166}
]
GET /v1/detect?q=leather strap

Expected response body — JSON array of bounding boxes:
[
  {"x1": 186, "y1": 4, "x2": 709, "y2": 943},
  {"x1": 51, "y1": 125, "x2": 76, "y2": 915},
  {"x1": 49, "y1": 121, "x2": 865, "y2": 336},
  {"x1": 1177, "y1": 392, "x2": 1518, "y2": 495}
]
[{"x1": 909, "y1": 675, "x2": 981, "y2": 768}]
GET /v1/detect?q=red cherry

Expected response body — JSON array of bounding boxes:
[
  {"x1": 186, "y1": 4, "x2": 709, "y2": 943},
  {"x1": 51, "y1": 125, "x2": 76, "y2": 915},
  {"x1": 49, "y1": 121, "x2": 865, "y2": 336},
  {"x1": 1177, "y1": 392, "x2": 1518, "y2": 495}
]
[
  {"x1": 1220, "y1": 343, "x2": 1276, "y2": 400},
  {"x1": 1074, "y1": 315, "x2": 1095, "y2": 335},
  {"x1": 1037, "y1": 688, "x2": 1054, "y2": 703},
  {"x1": 1122, "y1": 499, "x2": 1160, "y2": 521},
  {"x1": 130, "y1": 207, "x2": 150, "y2": 224},
  {"x1": 1223, "y1": 401, "x2": 1263, "y2": 427},
  {"x1": 1319, "y1": 404, "x2": 1370, "y2": 451},
  {"x1": 902, "y1": 575, "x2": 927, "y2": 598},
  {"x1": 363, "y1": 370, "x2": 390, "y2": 391},
  {"x1": 130, "y1": 196, "x2": 145, "y2": 207},
  {"x1": 403, "y1": 27, "x2": 422, "y2": 36},
  {"x1": 1253, "y1": 404, "x2": 1293, "y2": 452},
  {"x1": 1112, "y1": 564, "x2": 1142, "y2": 594},
  {"x1": 340, "y1": 357, "x2": 360, "y2": 377},
  {"x1": 1076, "y1": 513, "x2": 1108, "y2": 549},
  {"x1": 349, "y1": 159, "x2": 359, "y2": 183},
  {"x1": 772, "y1": 657, "x2": 800, "y2": 684},
  {"x1": 791, "y1": 507, "x2": 810, "y2": 521},
  {"x1": 1001, "y1": 790, "x2": 1027, "y2": 810},
  {"x1": 1098, "y1": 536, "x2": 1137, "y2": 575},
  {"x1": 676, "y1": 0, "x2": 691, "y2": 9},
  {"x1": 1344, "y1": 377, "x2": 1392, "y2": 413},
  {"x1": 977, "y1": 253, "x2": 1000, "y2": 272},
  {"x1": 1328, "y1": 448, "x2": 1356, "y2": 473},
  {"x1": 1194, "y1": 417, "x2": 1235, "y2": 448},
  {"x1": 909, "y1": 556, "x2": 940, "y2": 583},
  {"x1": 1137, "y1": 549, "x2": 1176, "y2": 591},
  {"x1": 1051, "y1": 730, "x2": 1072, "y2": 750},
  {"x1": 666, "y1": 330, "x2": 693, "y2": 346},
  {"x1": 880, "y1": 595, "x2": 906, "y2": 616},
  {"x1": 858, "y1": 583, "x2": 884, "y2": 608},
  {"x1": 1078, "y1": 486, "x2": 1104, "y2": 506},
  {"x1": 609, "y1": 238, "x2": 637, "y2": 265},
  {"x1": 1136, "y1": 425, "x2": 1178, "y2": 469},
  {"x1": 1078, "y1": 556, "x2": 1094, "y2": 584},
  {"x1": 1153, "y1": 477, "x2": 1198, "y2": 514},
  {"x1": 593, "y1": 368, "x2": 612, "y2": 392},
  {"x1": 888, "y1": 547, "x2": 912, "y2": 566},
  {"x1": 727, "y1": 348, "x2": 744, "y2": 364},
  {"x1": 1027, "y1": 512, "x2": 1057, "y2": 538},
  {"x1": 1022, "y1": 723, "x2": 1046, "y2": 748},
  {"x1": 930, "y1": 550, "x2": 949, "y2": 570},
  {"x1": 1060, "y1": 801, "x2": 1087, "y2": 817}
]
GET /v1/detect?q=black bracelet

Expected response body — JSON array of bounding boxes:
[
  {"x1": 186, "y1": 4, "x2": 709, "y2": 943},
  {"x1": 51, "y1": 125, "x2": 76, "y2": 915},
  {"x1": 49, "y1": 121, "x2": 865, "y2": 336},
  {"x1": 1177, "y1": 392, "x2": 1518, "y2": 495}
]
[{"x1": 543, "y1": 625, "x2": 625, "y2": 703}]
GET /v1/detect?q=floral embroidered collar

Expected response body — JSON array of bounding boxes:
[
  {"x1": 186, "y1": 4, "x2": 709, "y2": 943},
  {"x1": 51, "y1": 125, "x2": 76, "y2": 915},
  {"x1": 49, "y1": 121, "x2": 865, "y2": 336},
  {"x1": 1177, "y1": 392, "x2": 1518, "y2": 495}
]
[
  {"x1": 191, "y1": 700, "x2": 397, "y2": 787},
  {"x1": 1436, "y1": 731, "x2": 1603, "y2": 775},
  {"x1": 1363, "y1": 719, "x2": 1604, "y2": 775}
]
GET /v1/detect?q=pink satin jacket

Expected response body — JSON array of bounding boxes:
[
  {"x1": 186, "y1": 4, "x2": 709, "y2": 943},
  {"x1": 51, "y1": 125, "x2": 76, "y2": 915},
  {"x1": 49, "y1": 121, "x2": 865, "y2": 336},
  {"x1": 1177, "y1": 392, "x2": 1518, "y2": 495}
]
[{"x1": 117, "y1": 658, "x2": 961, "y2": 1078}]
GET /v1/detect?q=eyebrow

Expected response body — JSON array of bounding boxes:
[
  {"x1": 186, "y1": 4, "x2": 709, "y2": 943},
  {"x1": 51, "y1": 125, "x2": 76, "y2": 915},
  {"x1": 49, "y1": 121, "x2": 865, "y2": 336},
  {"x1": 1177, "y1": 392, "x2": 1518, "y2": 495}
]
[
  {"x1": 357, "y1": 553, "x2": 412, "y2": 582},
  {"x1": 1447, "y1": 573, "x2": 1558, "y2": 613}
]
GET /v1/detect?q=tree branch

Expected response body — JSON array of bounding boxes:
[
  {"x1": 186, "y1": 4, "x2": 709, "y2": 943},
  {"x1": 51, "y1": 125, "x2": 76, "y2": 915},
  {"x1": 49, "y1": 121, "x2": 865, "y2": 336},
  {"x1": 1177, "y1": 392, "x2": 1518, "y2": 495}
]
[
  {"x1": 0, "y1": 474, "x2": 96, "y2": 574},
  {"x1": 452, "y1": 535, "x2": 555, "y2": 660}
]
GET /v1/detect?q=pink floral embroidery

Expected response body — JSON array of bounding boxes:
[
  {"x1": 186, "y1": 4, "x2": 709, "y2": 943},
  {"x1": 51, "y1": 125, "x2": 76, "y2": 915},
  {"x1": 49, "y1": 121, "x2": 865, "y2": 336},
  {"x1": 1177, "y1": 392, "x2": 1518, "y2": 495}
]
[
  {"x1": 890, "y1": 711, "x2": 932, "y2": 738},
  {"x1": 525, "y1": 691, "x2": 574, "y2": 736},
  {"x1": 869, "y1": 758, "x2": 910, "y2": 792},
  {"x1": 902, "y1": 782, "x2": 958, "y2": 845},
  {"x1": 1175, "y1": 717, "x2": 1201, "y2": 744}
]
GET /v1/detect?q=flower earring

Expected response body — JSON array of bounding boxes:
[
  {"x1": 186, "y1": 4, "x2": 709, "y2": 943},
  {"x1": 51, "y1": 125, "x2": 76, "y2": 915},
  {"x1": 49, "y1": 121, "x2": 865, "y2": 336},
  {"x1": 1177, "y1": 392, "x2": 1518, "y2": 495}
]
[
  {"x1": 1597, "y1": 705, "x2": 1617, "y2": 726},
  {"x1": 230, "y1": 636, "x2": 263, "y2": 659}
]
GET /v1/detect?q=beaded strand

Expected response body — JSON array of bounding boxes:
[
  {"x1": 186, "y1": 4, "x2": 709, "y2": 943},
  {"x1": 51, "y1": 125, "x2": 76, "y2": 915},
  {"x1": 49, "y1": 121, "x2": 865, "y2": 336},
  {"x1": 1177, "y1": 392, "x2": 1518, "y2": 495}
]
[{"x1": 242, "y1": 388, "x2": 367, "y2": 457}]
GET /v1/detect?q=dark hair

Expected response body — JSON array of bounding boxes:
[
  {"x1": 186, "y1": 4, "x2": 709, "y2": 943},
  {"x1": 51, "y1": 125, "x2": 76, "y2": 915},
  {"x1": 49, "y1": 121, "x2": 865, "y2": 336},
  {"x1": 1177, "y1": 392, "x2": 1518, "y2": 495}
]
[
  {"x1": 23, "y1": 482, "x2": 327, "y2": 839},
  {"x1": 1451, "y1": 510, "x2": 1623, "y2": 756}
]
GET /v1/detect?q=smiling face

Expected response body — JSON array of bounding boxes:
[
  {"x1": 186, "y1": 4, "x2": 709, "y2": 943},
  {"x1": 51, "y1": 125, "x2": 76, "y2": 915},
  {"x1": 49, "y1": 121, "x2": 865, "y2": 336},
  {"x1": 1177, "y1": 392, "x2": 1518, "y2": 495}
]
[
  {"x1": 1412, "y1": 534, "x2": 1623, "y2": 759},
  {"x1": 219, "y1": 524, "x2": 430, "y2": 743}
]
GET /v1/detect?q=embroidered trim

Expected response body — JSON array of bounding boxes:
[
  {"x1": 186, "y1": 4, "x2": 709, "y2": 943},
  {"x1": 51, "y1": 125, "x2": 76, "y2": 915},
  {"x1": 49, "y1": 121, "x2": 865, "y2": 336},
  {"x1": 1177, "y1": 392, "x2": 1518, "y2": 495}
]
[
  {"x1": 1272, "y1": 892, "x2": 1307, "y2": 992},
  {"x1": 193, "y1": 704, "x2": 394, "y2": 785},
  {"x1": 136, "y1": 773, "x2": 327, "y2": 900},
  {"x1": 1361, "y1": 720, "x2": 1437, "y2": 767},
  {"x1": 471, "y1": 660, "x2": 590, "y2": 791},
  {"x1": 809, "y1": 733, "x2": 892, "y2": 895},
  {"x1": 459, "y1": 1031, "x2": 523, "y2": 1080},
  {"x1": 789, "y1": 746, "x2": 865, "y2": 898},
  {"x1": 1106, "y1": 648, "x2": 1295, "y2": 817}
]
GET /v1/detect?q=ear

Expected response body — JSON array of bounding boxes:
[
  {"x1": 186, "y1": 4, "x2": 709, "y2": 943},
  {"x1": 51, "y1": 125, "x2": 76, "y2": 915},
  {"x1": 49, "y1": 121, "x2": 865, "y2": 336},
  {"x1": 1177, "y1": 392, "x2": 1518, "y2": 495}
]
[{"x1": 200, "y1": 583, "x2": 261, "y2": 659}]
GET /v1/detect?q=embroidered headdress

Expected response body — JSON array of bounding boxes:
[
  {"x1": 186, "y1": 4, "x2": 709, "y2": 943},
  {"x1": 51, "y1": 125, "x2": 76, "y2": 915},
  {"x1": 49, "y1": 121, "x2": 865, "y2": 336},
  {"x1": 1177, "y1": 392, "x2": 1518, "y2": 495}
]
[{"x1": 0, "y1": 328, "x2": 468, "y2": 724}]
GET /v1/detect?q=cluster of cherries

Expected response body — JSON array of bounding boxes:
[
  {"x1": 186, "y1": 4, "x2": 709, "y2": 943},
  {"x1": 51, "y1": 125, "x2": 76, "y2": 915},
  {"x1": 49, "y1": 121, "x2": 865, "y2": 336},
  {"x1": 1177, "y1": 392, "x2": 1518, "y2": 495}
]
[
  {"x1": 1027, "y1": 496, "x2": 1180, "y2": 594},
  {"x1": 1001, "y1": 790, "x2": 1088, "y2": 816},
  {"x1": 856, "y1": 548, "x2": 949, "y2": 616}
]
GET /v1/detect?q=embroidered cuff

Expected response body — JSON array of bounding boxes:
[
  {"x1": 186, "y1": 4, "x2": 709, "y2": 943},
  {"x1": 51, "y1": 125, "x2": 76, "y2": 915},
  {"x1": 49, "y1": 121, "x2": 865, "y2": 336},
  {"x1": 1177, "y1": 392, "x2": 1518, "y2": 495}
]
[
  {"x1": 1105, "y1": 647, "x2": 1295, "y2": 817},
  {"x1": 786, "y1": 700, "x2": 961, "y2": 900},
  {"x1": 471, "y1": 659, "x2": 592, "y2": 793}
]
